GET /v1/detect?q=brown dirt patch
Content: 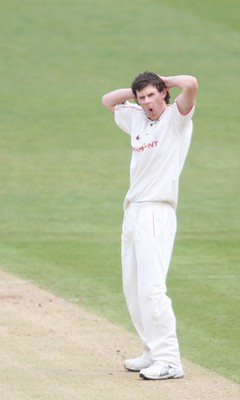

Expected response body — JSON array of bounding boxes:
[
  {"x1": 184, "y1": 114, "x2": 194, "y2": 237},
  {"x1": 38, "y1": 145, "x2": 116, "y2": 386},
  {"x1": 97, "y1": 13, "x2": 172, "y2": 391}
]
[{"x1": 0, "y1": 270, "x2": 239, "y2": 400}]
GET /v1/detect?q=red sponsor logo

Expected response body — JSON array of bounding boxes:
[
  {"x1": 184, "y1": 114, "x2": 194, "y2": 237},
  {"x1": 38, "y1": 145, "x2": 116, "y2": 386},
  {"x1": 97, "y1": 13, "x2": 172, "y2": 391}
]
[{"x1": 132, "y1": 140, "x2": 159, "y2": 152}]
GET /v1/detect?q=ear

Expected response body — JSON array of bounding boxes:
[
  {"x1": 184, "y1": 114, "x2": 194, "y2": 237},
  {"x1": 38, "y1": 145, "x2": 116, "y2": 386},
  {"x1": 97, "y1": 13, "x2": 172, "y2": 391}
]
[{"x1": 162, "y1": 88, "x2": 168, "y2": 99}]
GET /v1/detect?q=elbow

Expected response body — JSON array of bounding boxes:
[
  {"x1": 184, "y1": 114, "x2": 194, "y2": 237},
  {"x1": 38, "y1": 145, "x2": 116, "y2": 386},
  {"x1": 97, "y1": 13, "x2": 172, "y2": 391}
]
[
  {"x1": 102, "y1": 94, "x2": 114, "y2": 112},
  {"x1": 183, "y1": 76, "x2": 198, "y2": 99},
  {"x1": 189, "y1": 76, "x2": 198, "y2": 91},
  {"x1": 101, "y1": 94, "x2": 108, "y2": 107}
]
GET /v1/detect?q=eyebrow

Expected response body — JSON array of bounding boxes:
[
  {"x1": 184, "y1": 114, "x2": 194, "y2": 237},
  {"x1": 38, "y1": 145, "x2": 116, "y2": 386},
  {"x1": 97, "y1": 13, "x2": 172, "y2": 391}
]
[{"x1": 138, "y1": 92, "x2": 155, "y2": 99}]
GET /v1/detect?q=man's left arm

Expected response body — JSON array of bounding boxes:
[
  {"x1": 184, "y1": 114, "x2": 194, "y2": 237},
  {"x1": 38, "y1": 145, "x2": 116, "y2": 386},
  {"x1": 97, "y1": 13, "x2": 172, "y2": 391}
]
[{"x1": 159, "y1": 75, "x2": 198, "y2": 115}]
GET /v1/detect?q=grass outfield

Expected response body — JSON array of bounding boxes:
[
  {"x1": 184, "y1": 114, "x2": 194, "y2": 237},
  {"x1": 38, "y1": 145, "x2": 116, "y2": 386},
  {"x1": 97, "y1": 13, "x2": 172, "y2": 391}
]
[{"x1": 0, "y1": 0, "x2": 239, "y2": 383}]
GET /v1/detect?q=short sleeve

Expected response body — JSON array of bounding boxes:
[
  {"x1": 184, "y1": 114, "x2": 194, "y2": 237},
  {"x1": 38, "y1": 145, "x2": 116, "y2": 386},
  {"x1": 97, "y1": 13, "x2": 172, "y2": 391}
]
[
  {"x1": 171, "y1": 101, "x2": 195, "y2": 136},
  {"x1": 114, "y1": 101, "x2": 136, "y2": 136}
]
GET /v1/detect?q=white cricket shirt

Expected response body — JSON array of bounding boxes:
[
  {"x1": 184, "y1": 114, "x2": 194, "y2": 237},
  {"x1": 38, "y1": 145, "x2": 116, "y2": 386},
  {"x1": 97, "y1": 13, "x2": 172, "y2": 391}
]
[{"x1": 114, "y1": 100, "x2": 195, "y2": 210}]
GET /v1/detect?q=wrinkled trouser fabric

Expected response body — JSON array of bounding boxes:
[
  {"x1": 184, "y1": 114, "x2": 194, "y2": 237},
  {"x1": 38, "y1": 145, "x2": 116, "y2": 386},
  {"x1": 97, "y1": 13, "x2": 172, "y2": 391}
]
[{"x1": 121, "y1": 202, "x2": 182, "y2": 368}]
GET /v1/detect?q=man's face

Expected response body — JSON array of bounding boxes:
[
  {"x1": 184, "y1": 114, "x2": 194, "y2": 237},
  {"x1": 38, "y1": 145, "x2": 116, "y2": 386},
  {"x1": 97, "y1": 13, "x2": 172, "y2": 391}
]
[{"x1": 136, "y1": 84, "x2": 167, "y2": 121}]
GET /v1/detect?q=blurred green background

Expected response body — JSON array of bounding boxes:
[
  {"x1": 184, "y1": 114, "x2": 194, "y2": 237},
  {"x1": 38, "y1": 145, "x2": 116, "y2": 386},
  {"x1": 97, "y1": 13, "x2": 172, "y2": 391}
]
[{"x1": 0, "y1": 0, "x2": 239, "y2": 383}]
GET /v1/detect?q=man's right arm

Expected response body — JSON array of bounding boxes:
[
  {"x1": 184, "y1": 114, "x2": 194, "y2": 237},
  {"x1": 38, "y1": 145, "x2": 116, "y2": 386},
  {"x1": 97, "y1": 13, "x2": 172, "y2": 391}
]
[{"x1": 102, "y1": 89, "x2": 134, "y2": 112}]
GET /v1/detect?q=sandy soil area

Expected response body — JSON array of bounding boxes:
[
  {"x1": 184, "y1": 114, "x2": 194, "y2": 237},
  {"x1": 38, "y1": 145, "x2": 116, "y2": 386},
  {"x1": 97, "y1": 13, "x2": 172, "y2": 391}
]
[{"x1": 0, "y1": 270, "x2": 239, "y2": 400}]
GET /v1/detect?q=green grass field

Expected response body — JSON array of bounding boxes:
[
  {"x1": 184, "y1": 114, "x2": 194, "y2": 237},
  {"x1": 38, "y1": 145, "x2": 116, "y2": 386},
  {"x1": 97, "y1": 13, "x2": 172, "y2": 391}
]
[{"x1": 0, "y1": 0, "x2": 239, "y2": 383}]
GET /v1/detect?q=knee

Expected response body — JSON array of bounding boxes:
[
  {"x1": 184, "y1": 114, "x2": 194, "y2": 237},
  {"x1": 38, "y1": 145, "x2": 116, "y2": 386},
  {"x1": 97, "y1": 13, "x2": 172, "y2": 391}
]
[{"x1": 141, "y1": 282, "x2": 167, "y2": 299}]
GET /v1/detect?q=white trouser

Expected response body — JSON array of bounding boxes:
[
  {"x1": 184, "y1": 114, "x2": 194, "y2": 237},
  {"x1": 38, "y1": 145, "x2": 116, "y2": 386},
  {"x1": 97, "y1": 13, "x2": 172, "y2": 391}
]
[{"x1": 121, "y1": 202, "x2": 182, "y2": 368}]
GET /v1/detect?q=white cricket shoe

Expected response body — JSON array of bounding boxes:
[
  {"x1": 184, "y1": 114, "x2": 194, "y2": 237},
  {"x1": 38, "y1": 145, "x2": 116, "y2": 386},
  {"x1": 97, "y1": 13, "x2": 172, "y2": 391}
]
[
  {"x1": 139, "y1": 363, "x2": 184, "y2": 380},
  {"x1": 124, "y1": 353, "x2": 152, "y2": 372}
]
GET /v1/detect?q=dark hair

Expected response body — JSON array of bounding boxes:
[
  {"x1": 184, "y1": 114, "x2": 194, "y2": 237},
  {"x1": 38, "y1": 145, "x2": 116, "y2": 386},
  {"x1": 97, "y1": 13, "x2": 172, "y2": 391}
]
[{"x1": 131, "y1": 71, "x2": 170, "y2": 104}]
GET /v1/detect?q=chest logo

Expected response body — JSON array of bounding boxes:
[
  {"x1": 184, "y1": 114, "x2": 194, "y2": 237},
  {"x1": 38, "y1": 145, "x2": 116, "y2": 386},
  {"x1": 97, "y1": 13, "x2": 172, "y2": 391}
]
[{"x1": 132, "y1": 140, "x2": 159, "y2": 152}]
